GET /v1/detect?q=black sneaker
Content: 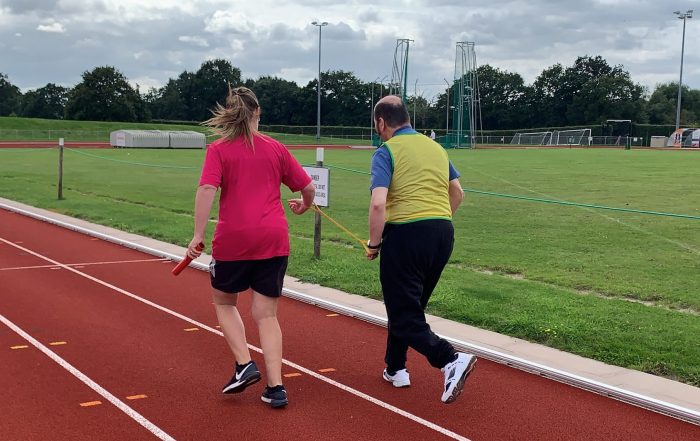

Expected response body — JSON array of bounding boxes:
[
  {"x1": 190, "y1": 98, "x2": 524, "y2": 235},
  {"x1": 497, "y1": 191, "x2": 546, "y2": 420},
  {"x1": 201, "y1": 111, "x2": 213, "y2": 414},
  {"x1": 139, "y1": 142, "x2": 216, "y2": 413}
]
[
  {"x1": 222, "y1": 361, "x2": 261, "y2": 394},
  {"x1": 261, "y1": 385, "x2": 288, "y2": 408}
]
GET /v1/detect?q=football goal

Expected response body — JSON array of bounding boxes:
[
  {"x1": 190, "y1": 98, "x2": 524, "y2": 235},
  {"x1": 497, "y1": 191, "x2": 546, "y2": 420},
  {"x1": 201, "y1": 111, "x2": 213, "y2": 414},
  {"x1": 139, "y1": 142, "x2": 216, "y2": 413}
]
[
  {"x1": 550, "y1": 129, "x2": 592, "y2": 146},
  {"x1": 510, "y1": 131, "x2": 552, "y2": 145}
]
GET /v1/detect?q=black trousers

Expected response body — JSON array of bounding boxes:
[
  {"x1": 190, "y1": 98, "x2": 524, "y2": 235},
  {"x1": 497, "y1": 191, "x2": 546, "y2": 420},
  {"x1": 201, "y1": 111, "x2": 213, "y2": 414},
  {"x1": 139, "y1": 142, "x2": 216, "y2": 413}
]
[{"x1": 379, "y1": 219, "x2": 456, "y2": 372}]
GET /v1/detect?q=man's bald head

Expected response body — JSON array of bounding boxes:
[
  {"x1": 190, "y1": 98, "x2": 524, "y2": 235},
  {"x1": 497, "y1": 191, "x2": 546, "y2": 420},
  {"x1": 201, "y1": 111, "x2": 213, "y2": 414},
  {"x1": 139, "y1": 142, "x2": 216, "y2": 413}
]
[{"x1": 374, "y1": 95, "x2": 410, "y2": 130}]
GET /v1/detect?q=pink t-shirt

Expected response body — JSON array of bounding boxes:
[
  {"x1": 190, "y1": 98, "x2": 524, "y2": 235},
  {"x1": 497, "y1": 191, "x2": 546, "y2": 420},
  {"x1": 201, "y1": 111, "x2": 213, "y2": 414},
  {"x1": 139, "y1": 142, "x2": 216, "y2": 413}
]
[{"x1": 199, "y1": 133, "x2": 311, "y2": 261}]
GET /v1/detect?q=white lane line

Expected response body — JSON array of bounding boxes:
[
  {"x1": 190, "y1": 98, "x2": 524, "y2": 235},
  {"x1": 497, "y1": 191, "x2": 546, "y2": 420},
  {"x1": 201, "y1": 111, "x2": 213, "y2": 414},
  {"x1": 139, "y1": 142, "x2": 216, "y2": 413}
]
[
  {"x1": 0, "y1": 258, "x2": 169, "y2": 272},
  {"x1": 0, "y1": 237, "x2": 470, "y2": 441},
  {"x1": 0, "y1": 313, "x2": 175, "y2": 441}
]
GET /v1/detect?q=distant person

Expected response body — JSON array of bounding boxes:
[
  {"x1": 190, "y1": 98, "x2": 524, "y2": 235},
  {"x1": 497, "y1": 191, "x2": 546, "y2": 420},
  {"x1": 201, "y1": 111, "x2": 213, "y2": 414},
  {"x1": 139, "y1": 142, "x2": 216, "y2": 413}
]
[
  {"x1": 187, "y1": 86, "x2": 315, "y2": 408},
  {"x1": 430, "y1": 129, "x2": 436, "y2": 140},
  {"x1": 366, "y1": 95, "x2": 476, "y2": 404}
]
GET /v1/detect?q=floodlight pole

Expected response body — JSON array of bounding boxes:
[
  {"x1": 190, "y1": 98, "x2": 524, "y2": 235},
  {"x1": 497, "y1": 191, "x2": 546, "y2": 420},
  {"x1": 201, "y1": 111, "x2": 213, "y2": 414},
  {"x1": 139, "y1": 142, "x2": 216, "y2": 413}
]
[
  {"x1": 312, "y1": 21, "x2": 328, "y2": 143},
  {"x1": 370, "y1": 75, "x2": 388, "y2": 133},
  {"x1": 444, "y1": 78, "x2": 450, "y2": 135},
  {"x1": 413, "y1": 78, "x2": 418, "y2": 126},
  {"x1": 674, "y1": 10, "x2": 693, "y2": 131}
]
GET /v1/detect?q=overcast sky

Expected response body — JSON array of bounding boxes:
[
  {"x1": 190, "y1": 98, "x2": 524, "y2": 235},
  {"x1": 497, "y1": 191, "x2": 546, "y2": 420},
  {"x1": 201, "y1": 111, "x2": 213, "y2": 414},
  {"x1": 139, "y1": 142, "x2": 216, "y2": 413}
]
[{"x1": 1, "y1": 0, "x2": 699, "y2": 101}]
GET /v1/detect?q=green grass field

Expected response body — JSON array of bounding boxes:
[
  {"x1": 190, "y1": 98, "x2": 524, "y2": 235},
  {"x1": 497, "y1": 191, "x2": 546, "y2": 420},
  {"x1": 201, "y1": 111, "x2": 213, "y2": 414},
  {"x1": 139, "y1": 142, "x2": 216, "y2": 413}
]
[
  {"x1": 0, "y1": 143, "x2": 698, "y2": 386},
  {"x1": 0, "y1": 116, "x2": 370, "y2": 145}
]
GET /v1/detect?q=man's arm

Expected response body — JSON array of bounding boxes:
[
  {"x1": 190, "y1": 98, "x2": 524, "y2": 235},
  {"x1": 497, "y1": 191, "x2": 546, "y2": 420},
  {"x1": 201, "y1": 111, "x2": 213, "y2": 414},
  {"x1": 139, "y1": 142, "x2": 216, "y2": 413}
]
[
  {"x1": 448, "y1": 178, "x2": 464, "y2": 215},
  {"x1": 367, "y1": 187, "x2": 388, "y2": 260}
]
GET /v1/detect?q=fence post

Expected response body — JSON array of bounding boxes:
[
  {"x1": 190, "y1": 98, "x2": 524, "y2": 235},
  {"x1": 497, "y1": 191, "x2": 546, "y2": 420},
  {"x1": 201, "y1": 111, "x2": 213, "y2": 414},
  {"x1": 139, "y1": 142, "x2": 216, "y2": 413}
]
[
  {"x1": 57, "y1": 138, "x2": 64, "y2": 200},
  {"x1": 313, "y1": 147, "x2": 324, "y2": 258}
]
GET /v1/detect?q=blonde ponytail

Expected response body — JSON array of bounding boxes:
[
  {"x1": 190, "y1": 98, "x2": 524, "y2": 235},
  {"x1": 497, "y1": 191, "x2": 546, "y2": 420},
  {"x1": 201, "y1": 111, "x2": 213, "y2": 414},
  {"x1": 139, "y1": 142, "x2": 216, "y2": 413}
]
[{"x1": 203, "y1": 85, "x2": 259, "y2": 148}]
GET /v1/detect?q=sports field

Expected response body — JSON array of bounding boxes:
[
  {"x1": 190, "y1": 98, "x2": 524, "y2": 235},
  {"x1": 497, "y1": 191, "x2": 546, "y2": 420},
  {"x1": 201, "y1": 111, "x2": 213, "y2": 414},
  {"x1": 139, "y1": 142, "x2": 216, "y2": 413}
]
[
  {"x1": 0, "y1": 145, "x2": 698, "y2": 385},
  {"x1": 0, "y1": 117, "x2": 370, "y2": 145}
]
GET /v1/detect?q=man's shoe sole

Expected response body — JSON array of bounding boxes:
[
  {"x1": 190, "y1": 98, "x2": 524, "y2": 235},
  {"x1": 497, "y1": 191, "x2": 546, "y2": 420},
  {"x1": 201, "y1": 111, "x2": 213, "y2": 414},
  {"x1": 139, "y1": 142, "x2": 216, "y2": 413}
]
[
  {"x1": 443, "y1": 357, "x2": 477, "y2": 404},
  {"x1": 222, "y1": 373, "x2": 261, "y2": 394}
]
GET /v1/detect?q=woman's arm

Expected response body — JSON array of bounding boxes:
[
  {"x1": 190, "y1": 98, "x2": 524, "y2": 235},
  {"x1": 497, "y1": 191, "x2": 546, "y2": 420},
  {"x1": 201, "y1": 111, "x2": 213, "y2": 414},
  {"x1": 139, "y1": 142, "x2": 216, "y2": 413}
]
[{"x1": 187, "y1": 184, "x2": 217, "y2": 258}]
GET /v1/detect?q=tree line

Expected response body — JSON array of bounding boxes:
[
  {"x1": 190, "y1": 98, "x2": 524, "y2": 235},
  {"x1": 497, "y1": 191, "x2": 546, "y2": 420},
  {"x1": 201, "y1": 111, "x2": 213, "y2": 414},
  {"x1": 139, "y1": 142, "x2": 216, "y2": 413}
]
[{"x1": 1, "y1": 56, "x2": 699, "y2": 131}]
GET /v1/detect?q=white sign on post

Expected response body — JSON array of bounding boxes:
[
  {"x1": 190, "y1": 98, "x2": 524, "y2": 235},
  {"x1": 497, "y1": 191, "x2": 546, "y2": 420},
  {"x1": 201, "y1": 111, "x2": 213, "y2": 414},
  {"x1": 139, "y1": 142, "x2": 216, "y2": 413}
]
[{"x1": 303, "y1": 166, "x2": 330, "y2": 207}]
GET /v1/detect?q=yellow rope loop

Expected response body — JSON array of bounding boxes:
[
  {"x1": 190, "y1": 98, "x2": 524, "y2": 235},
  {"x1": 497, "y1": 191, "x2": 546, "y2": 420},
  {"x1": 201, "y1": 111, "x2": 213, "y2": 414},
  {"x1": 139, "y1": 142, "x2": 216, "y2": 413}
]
[{"x1": 311, "y1": 204, "x2": 370, "y2": 254}]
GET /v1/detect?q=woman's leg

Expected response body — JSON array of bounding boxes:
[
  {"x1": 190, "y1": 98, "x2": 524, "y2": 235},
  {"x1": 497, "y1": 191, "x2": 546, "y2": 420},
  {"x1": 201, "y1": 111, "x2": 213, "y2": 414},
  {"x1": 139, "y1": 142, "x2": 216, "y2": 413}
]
[
  {"x1": 212, "y1": 287, "x2": 251, "y2": 363},
  {"x1": 251, "y1": 291, "x2": 282, "y2": 386}
]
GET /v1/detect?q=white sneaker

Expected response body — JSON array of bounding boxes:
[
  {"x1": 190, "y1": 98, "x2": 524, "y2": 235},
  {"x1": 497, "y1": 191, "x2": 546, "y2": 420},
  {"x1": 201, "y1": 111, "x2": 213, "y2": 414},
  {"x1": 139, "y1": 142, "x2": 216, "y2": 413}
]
[
  {"x1": 441, "y1": 353, "x2": 476, "y2": 403},
  {"x1": 383, "y1": 368, "x2": 411, "y2": 388}
]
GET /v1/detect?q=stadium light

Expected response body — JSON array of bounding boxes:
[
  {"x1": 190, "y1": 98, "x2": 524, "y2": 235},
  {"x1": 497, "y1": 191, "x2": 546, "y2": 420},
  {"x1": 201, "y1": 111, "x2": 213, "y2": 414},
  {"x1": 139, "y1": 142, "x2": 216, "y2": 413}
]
[
  {"x1": 312, "y1": 21, "x2": 328, "y2": 142},
  {"x1": 673, "y1": 10, "x2": 693, "y2": 131}
]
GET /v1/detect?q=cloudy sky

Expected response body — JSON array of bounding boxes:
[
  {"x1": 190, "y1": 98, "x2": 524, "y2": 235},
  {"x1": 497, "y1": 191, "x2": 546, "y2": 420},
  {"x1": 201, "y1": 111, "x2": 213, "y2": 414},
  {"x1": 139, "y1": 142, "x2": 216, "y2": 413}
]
[{"x1": 1, "y1": 0, "x2": 699, "y2": 101}]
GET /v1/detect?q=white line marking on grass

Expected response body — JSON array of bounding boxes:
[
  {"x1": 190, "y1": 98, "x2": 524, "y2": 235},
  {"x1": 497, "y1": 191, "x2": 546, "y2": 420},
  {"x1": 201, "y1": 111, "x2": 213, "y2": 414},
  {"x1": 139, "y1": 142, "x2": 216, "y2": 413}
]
[
  {"x1": 0, "y1": 313, "x2": 175, "y2": 441},
  {"x1": 0, "y1": 258, "x2": 169, "y2": 272},
  {"x1": 0, "y1": 237, "x2": 470, "y2": 441}
]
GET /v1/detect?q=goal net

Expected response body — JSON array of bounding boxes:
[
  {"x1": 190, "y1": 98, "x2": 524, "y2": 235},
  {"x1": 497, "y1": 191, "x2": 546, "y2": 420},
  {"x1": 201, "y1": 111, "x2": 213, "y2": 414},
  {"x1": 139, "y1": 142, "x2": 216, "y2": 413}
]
[
  {"x1": 550, "y1": 129, "x2": 591, "y2": 146},
  {"x1": 510, "y1": 131, "x2": 552, "y2": 145}
]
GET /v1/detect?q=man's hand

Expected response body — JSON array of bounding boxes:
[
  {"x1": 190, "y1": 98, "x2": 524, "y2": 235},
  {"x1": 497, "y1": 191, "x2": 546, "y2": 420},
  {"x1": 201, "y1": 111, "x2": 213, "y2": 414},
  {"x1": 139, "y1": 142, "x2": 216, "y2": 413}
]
[
  {"x1": 365, "y1": 248, "x2": 379, "y2": 261},
  {"x1": 365, "y1": 240, "x2": 381, "y2": 261}
]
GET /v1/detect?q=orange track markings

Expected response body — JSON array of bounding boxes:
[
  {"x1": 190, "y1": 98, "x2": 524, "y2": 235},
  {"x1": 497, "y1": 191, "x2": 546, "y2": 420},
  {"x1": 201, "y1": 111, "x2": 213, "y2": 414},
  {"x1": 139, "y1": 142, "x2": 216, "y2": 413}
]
[
  {"x1": 318, "y1": 368, "x2": 336, "y2": 373},
  {"x1": 79, "y1": 401, "x2": 102, "y2": 407},
  {"x1": 284, "y1": 373, "x2": 302, "y2": 378},
  {"x1": 49, "y1": 341, "x2": 67, "y2": 346},
  {"x1": 183, "y1": 327, "x2": 199, "y2": 332},
  {"x1": 10, "y1": 345, "x2": 29, "y2": 350},
  {"x1": 126, "y1": 394, "x2": 148, "y2": 400},
  {"x1": 326, "y1": 313, "x2": 340, "y2": 317}
]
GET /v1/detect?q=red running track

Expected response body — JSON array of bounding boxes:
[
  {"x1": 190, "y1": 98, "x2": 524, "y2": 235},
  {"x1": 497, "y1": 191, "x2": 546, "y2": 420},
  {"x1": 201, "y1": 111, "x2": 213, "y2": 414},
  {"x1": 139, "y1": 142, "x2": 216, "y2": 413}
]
[{"x1": 0, "y1": 208, "x2": 698, "y2": 441}]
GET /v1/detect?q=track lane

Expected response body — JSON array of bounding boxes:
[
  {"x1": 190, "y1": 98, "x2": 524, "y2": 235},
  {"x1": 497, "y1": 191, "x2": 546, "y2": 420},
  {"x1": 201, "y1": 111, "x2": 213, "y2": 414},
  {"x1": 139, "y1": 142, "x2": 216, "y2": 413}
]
[
  {"x1": 0, "y1": 251, "x2": 463, "y2": 440},
  {"x1": 1, "y1": 208, "x2": 698, "y2": 440},
  {"x1": 0, "y1": 315, "x2": 173, "y2": 440}
]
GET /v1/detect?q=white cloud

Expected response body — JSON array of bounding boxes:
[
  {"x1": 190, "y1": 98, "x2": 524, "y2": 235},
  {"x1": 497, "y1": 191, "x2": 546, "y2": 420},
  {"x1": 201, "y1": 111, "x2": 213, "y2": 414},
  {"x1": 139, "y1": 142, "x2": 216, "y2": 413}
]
[
  {"x1": 74, "y1": 38, "x2": 101, "y2": 48},
  {"x1": 275, "y1": 67, "x2": 317, "y2": 85},
  {"x1": 0, "y1": 0, "x2": 697, "y2": 96},
  {"x1": 129, "y1": 76, "x2": 163, "y2": 90},
  {"x1": 37, "y1": 22, "x2": 65, "y2": 33},
  {"x1": 179, "y1": 35, "x2": 209, "y2": 47},
  {"x1": 205, "y1": 10, "x2": 253, "y2": 34}
]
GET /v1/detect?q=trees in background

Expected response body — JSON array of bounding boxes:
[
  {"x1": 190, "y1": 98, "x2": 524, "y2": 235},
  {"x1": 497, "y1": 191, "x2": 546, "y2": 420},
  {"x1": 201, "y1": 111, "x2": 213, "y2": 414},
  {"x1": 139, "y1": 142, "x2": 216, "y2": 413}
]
[
  {"x1": 647, "y1": 82, "x2": 700, "y2": 125},
  {"x1": 20, "y1": 84, "x2": 69, "y2": 119},
  {"x1": 65, "y1": 66, "x2": 147, "y2": 122},
  {"x1": 0, "y1": 73, "x2": 22, "y2": 116},
  {"x1": 244, "y1": 76, "x2": 304, "y2": 125},
  {"x1": 146, "y1": 59, "x2": 241, "y2": 122},
  {"x1": 475, "y1": 65, "x2": 529, "y2": 129},
  {"x1": 4, "y1": 55, "x2": 700, "y2": 129}
]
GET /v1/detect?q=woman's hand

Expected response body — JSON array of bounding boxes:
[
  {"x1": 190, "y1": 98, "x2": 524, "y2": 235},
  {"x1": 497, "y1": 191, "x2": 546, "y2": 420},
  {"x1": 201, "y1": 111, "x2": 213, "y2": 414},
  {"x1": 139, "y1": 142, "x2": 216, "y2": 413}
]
[
  {"x1": 288, "y1": 198, "x2": 310, "y2": 215},
  {"x1": 187, "y1": 236, "x2": 205, "y2": 259}
]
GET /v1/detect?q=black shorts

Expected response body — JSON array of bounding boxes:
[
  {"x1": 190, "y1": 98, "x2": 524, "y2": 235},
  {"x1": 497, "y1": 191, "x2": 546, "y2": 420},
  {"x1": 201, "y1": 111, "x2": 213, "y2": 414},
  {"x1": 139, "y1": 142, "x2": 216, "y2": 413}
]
[{"x1": 209, "y1": 256, "x2": 288, "y2": 298}]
